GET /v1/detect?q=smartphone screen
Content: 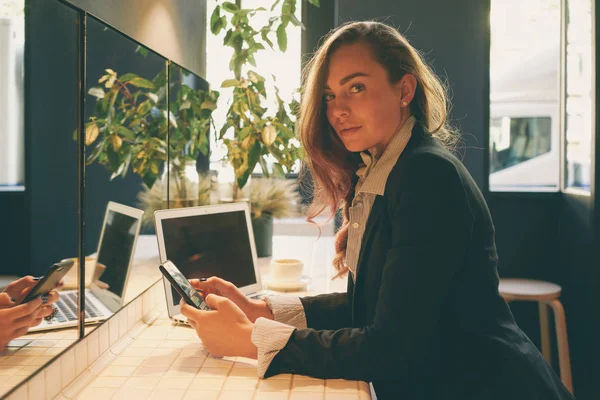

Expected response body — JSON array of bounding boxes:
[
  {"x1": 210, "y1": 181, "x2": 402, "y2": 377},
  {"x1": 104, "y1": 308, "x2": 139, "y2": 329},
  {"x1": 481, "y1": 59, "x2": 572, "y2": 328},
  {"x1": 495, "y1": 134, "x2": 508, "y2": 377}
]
[{"x1": 160, "y1": 260, "x2": 210, "y2": 311}]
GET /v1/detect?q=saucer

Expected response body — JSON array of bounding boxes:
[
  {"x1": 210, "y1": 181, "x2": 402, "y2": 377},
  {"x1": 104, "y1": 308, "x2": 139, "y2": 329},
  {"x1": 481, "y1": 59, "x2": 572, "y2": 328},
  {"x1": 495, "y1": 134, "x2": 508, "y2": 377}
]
[{"x1": 264, "y1": 275, "x2": 312, "y2": 292}]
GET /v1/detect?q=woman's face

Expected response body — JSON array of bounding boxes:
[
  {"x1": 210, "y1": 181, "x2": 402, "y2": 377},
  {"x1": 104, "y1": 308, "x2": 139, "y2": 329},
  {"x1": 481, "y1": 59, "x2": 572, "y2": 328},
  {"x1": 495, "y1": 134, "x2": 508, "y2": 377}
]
[{"x1": 324, "y1": 41, "x2": 410, "y2": 154}]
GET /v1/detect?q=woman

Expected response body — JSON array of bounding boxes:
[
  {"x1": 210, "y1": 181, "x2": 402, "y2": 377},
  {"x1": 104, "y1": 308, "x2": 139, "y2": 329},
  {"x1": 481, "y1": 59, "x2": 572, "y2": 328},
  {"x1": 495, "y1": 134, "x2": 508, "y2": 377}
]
[
  {"x1": 181, "y1": 21, "x2": 575, "y2": 399},
  {"x1": 0, "y1": 276, "x2": 59, "y2": 349}
]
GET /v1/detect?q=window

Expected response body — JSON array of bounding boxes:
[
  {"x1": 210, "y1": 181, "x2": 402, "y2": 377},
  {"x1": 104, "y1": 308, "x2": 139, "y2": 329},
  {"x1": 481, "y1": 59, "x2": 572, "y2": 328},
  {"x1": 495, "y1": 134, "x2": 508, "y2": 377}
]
[
  {"x1": 489, "y1": 0, "x2": 561, "y2": 192},
  {"x1": 564, "y1": 0, "x2": 593, "y2": 192},
  {"x1": 0, "y1": 0, "x2": 24, "y2": 188},
  {"x1": 489, "y1": 0, "x2": 595, "y2": 194},
  {"x1": 205, "y1": 0, "x2": 302, "y2": 182},
  {"x1": 491, "y1": 117, "x2": 552, "y2": 172}
]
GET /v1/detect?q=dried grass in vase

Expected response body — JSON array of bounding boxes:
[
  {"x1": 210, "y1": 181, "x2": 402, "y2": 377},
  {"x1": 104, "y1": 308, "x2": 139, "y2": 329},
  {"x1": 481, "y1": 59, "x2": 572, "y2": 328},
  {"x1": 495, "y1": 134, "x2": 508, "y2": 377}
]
[{"x1": 249, "y1": 178, "x2": 301, "y2": 220}]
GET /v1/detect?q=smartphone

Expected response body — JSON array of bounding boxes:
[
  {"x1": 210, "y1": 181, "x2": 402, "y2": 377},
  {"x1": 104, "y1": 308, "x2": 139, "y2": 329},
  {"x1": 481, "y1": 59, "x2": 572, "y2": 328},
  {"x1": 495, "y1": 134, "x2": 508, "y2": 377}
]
[
  {"x1": 159, "y1": 260, "x2": 211, "y2": 311},
  {"x1": 21, "y1": 259, "x2": 74, "y2": 304}
]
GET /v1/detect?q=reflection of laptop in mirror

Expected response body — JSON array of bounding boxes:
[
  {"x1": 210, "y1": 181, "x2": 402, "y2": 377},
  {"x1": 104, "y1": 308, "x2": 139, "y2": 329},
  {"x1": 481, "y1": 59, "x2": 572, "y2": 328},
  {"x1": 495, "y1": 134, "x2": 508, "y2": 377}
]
[
  {"x1": 30, "y1": 201, "x2": 143, "y2": 332},
  {"x1": 154, "y1": 202, "x2": 270, "y2": 325}
]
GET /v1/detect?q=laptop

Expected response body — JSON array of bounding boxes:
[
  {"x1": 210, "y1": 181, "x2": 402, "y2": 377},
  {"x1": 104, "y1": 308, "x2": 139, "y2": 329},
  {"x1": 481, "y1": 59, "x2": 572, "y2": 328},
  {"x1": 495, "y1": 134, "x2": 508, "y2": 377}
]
[
  {"x1": 154, "y1": 202, "x2": 271, "y2": 324},
  {"x1": 30, "y1": 201, "x2": 143, "y2": 332}
]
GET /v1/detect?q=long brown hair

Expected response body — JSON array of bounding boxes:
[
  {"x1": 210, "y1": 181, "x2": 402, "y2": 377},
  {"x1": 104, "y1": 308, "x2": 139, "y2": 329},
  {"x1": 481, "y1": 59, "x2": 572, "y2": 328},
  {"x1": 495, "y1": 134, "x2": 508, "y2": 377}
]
[{"x1": 298, "y1": 21, "x2": 457, "y2": 277}]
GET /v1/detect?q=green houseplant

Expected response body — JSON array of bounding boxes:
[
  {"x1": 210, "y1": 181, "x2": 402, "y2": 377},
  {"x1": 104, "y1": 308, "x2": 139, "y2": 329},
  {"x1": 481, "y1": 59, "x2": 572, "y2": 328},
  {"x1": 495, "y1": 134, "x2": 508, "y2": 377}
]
[
  {"x1": 208, "y1": 0, "x2": 319, "y2": 256},
  {"x1": 210, "y1": 0, "x2": 319, "y2": 198},
  {"x1": 82, "y1": 67, "x2": 219, "y2": 206}
]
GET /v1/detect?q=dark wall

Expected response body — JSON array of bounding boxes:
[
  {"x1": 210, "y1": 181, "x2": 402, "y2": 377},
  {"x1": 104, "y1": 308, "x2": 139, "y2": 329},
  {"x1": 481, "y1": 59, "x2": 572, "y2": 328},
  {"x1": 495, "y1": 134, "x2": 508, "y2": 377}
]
[
  {"x1": 25, "y1": 0, "x2": 80, "y2": 276},
  {"x1": 0, "y1": 191, "x2": 27, "y2": 275},
  {"x1": 556, "y1": 194, "x2": 596, "y2": 397},
  {"x1": 64, "y1": 0, "x2": 207, "y2": 78},
  {"x1": 336, "y1": 0, "x2": 489, "y2": 190}
]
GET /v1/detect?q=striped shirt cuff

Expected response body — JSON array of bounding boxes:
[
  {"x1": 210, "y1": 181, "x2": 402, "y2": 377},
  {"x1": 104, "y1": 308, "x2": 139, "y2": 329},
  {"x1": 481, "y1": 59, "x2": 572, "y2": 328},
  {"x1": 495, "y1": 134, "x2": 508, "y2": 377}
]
[
  {"x1": 251, "y1": 317, "x2": 296, "y2": 378},
  {"x1": 264, "y1": 295, "x2": 307, "y2": 329}
]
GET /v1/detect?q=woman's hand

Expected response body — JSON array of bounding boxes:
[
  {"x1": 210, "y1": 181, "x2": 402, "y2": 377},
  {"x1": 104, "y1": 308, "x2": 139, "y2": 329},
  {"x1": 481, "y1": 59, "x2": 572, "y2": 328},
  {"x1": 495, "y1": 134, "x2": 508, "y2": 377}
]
[
  {"x1": 4, "y1": 276, "x2": 42, "y2": 304},
  {"x1": 189, "y1": 277, "x2": 273, "y2": 323},
  {"x1": 0, "y1": 290, "x2": 59, "y2": 349},
  {"x1": 180, "y1": 294, "x2": 257, "y2": 359}
]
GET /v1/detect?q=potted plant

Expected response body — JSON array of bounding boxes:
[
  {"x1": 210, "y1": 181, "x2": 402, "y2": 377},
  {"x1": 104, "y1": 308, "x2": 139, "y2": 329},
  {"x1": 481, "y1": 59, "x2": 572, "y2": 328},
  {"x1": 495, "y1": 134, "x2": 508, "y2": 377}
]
[
  {"x1": 82, "y1": 66, "x2": 219, "y2": 206},
  {"x1": 210, "y1": 0, "x2": 319, "y2": 198},
  {"x1": 249, "y1": 177, "x2": 301, "y2": 257},
  {"x1": 208, "y1": 0, "x2": 319, "y2": 252}
]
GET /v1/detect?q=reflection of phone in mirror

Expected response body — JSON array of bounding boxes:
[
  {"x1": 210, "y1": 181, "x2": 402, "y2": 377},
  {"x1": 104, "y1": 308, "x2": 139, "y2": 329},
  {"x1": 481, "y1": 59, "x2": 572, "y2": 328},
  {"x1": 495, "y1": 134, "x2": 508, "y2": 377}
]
[
  {"x1": 21, "y1": 260, "x2": 74, "y2": 304},
  {"x1": 159, "y1": 260, "x2": 211, "y2": 311}
]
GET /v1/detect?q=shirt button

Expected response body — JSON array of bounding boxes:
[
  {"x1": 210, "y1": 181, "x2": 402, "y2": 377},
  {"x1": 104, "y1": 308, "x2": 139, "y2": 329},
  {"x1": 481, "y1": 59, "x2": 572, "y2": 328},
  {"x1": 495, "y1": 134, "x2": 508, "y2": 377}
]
[{"x1": 352, "y1": 222, "x2": 359, "y2": 229}]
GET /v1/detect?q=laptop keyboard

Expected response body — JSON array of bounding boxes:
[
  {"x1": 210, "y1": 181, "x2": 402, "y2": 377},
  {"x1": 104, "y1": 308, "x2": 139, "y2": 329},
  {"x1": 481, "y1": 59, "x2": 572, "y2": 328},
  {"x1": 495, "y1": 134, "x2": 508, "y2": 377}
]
[{"x1": 47, "y1": 292, "x2": 106, "y2": 324}]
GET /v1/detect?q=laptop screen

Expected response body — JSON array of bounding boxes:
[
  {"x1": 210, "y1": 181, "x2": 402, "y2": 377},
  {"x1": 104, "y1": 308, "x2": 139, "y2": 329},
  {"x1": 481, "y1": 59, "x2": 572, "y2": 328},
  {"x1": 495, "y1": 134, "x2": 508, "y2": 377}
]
[
  {"x1": 160, "y1": 210, "x2": 257, "y2": 303},
  {"x1": 95, "y1": 209, "x2": 140, "y2": 301}
]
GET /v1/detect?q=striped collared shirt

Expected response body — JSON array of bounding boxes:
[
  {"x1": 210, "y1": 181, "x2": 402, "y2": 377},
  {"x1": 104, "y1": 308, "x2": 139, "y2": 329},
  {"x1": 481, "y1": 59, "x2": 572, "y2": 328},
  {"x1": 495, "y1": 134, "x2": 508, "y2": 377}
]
[{"x1": 345, "y1": 116, "x2": 415, "y2": 279}]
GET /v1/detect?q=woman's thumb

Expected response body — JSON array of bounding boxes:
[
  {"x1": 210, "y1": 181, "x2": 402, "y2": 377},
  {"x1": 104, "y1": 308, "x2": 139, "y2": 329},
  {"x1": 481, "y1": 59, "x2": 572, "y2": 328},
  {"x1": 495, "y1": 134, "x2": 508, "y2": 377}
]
[{"x1": 204, "y1": 293, "x2": 224, "y2": 309}]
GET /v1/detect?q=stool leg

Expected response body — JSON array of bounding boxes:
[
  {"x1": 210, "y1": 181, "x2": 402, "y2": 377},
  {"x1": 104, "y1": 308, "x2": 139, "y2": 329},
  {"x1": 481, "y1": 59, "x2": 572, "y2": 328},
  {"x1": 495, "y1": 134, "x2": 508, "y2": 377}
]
[
  {"x1": 538, "y1": 302, "x2": 551, "y2": 364},
  {"x1": 549, "y1": 299, "x2": 573, "y2": 394}
]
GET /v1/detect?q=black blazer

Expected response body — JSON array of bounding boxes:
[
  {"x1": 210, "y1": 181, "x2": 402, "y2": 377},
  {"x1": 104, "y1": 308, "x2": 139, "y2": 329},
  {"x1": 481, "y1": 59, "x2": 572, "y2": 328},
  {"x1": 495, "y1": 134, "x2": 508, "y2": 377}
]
[{"x1": 265, "y1": 124, "x2": 575, "y2": 400}]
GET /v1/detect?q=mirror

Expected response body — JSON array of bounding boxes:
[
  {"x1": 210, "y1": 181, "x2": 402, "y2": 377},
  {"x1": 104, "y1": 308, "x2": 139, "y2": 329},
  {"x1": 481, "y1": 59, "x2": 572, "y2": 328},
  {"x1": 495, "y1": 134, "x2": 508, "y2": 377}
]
[
  {"x1": 82, "y1": 15, "x2": 166, "y2": 331},
  {"x1": 0, "y1": 0, "x2": 80, "y2": 396},
  {"x1": 166, "y1": 61, "x2": 214, "y2": 208}
]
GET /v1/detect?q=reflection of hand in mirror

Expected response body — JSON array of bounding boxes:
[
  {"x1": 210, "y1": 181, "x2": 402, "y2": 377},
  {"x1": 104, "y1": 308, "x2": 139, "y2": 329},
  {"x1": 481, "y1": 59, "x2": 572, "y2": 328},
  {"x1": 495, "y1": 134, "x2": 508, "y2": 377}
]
[
  {"x1": 92, "y1": 263, "x2": 110, "y2": 289},
  {"x1": 93, "y1": 280, "x2": 110, "y2": 290},
  {"x1": 0, "y1": 289, "x2": 59, "y2": 349},
  {"x1": 189, "y1": 277, "x2": 273, "y2": 323},
  {"x1": 2, "y1": 275, "x2": 62, "y2": 304}
]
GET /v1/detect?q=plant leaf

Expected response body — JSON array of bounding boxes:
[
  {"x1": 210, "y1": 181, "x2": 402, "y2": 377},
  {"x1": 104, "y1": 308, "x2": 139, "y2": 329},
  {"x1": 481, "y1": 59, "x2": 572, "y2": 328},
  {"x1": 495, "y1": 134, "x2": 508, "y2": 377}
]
[
  {"x1": 200, "y1": 100, "x2": 217, "y2": 111},
  {"x1": 179, "y1": 100, "x2": 191, "y2": 110},
  {"x1": 118, "y1": 73, "x2": 139, "y2": 83},
  {"x1": 137, "y1": 100, "x2": 152, "y2": 115},
  {"x1": 128, "y1": 77, "x2": 155, "y2": 89},
  {"x1": 210, "y1": 5, "x2": 223, "y2": 34},
  {"x1": 258, "y1": 157, "x2": 270, "y2": 178},
  {"x1": 270, "y1": 0, "x2": 282, "y2": 11},
  {"x1": 238, "y1": 125, "x2": 253, "y2": 141},
  {"x1": 116, "y1": 125, "x2": 135, "y2": 140},
  {"x1": 111, "y1": 134, "x2": 123, "y2": 151},
  {"x1": 221, "y1": 2, "x2": 239, "y2": 13},
  {"x1": 147, "y1": 93, "x2": 158, "y2": 103},
  {"x1": 88, "y1": 87, "x2": 105, "y2": 99},
  {"x1": 289, "y1": 13, "x2": 301, "y2": 27},
  {"x1": 248, "y1": 141, "x2": 261, "y2": 170},
  {"x1": 135, "y1": 45, "x2": 149, "y2": 57},
  {"x1": 276, "y1": 23, "x2": 287, "y2": 52},
  {"x1": 221, "y1": 79, "x2": 240, "y2": 88},
  {"x1": 85, "y1": 123, "x2": 99, "y2": 145},
  {"x1": 262, "y1": 125, "x2": 277, "y2": 146},
  {"x1": 237, "y1": 168, "x2": 251, "y2": 190},
  {"x1": 106, "y1": 146, "x2": 121, "y2": 172},
  {"x1": 261, "y1": 30, "x2": 274, "y2": 48},
  {"x1": 272, "y1": 162, "x2": 286, "y2": 178}
]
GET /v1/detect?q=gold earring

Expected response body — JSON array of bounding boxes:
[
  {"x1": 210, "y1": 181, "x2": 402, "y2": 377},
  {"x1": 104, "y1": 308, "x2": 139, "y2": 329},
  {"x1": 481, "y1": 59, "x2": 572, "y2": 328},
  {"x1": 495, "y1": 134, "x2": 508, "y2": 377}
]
[{"x1": 402, "y1": 101, "x2": 408, "y2": 106}]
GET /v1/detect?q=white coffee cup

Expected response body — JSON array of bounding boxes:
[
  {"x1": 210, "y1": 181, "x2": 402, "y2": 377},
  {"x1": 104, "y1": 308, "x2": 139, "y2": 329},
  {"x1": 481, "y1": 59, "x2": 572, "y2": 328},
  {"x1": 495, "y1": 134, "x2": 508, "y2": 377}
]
[{"x1": 270, "y1": 259, "x2": 303, "y2": 283}]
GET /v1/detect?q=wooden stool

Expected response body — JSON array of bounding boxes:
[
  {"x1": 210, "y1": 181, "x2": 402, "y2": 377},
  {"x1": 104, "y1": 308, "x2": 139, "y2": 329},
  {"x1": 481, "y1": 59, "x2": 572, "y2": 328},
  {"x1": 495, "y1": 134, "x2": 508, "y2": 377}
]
[{"x1": 498, "y1": 278, "x2": 573, "y2": 394}]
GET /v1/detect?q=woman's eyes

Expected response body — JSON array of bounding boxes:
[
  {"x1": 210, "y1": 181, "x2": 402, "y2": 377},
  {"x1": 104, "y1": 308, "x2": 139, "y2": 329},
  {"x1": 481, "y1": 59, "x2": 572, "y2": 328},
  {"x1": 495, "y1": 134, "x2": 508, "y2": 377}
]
[
  {"x1": 323, "y1": 83, "x2": 365, "y2": 102},
  {"x1": 349, "y1": 83, "x2": 365, "y2": 93}
]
